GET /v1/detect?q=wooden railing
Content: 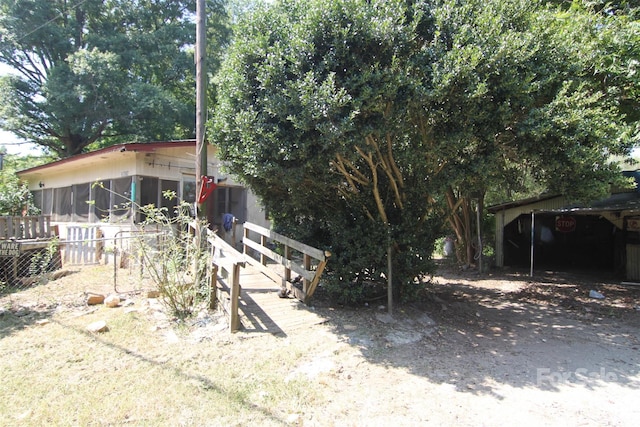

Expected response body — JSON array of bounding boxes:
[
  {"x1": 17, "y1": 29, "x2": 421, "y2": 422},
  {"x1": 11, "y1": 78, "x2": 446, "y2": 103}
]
[
  {"x1": 242, "y1": 222, "x2": 330, "y2": 304},
  {"x1": 200, "y1": 221, "x2": 330, "y2": 332},
  {"x1": 205, "y1": 228, "x2": 246, "y2": 333},
  {"x1": 0, "y1": 216, "x2": 52, "y2": 240}
]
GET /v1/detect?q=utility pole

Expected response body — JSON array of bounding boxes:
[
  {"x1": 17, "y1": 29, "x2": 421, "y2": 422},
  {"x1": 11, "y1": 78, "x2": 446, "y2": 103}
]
[
  {"x1": 195, "y1": 0, "x2": 207, "y2": 220},
  {"x1": 194, "y1": 0, "x2": 207, "y2": 287}
]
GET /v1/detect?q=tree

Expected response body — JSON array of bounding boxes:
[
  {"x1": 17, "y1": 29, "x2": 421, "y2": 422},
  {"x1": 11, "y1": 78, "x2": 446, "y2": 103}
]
[
  {"x1": 0, "y1": 152, "x2": 42, "y2": 215},
  {"x1": 211, "y1": 0, "x2": 636, "y2": 303},
  {"x1": 429, "y1": 0, "x2": 638, "y2": 266},
  {"x1": 213, "y1": 0, "x2": 445, "y2": 305},
  {"x1": 0, "y1": 0, "x2": 229, "y2": 158}
]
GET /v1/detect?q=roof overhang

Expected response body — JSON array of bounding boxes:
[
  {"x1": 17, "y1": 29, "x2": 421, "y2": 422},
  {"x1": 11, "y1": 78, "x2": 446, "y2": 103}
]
[
  {"x1": 16, "y1": 140, "x2": 196, "y2": 177},
  {"x1": 487, "y1": 194, "x2": 562, "y2": 214},
  {"x1": 510, "y1": 192, "x2": 640, "y2": 217}
]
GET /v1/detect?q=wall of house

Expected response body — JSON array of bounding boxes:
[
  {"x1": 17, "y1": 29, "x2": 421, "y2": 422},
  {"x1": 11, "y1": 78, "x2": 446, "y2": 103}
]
[{"x1": 21, "y1": 146, "x2": 270, "y2": 246}]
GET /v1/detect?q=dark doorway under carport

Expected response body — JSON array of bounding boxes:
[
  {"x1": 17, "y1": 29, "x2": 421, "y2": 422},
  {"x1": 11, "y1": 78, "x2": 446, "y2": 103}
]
[{"x1": 503, "y1": 213, "x2": 623, "y2": 274}]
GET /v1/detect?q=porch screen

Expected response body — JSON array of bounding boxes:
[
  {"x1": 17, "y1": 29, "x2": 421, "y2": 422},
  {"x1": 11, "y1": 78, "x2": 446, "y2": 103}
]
[
  {"x1": 112, "y1": 177, "x2": 132, "y2": 220},
  {"x1": 73, "y1": 183, "x2": 90, "y2": 222},
  {"x1": 161, "y1": 180, "x2": 179, "y2": 217},
  {"x1": 32, "y1": 189, "x2": 53, "y2": 216},
  {"x1": 41, "y1": 188, "x2": 53, "y2": 216},
  {"x1": 140, "y1": 177, "x2": 159, "y2": 207},
  {"x1": 54, "y1": 186, "x2": 72, "y2": 222},
  {"x1": 93, "y1": 181, "x2": 111, "y2": 221}
]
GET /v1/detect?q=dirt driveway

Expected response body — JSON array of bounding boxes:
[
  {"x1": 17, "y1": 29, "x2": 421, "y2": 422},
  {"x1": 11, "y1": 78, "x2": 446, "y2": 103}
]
[
  {"x1": 298, "y1": 267, "x2": 640, "y2": 426},
  {"x1": 1, "y1": 264, "x2": 639, "y2": 426}
]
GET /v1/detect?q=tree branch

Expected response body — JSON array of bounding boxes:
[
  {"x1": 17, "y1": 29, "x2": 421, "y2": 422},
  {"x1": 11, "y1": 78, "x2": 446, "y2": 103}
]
[{"x1": 356, "y1": 145, "x2": 388, "y2": 224}]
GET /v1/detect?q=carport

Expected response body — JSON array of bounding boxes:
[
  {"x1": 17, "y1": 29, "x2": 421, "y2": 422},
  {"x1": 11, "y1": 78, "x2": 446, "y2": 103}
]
[{"x1": 489, "y1": 191, "x2": 640, "y2": 281}]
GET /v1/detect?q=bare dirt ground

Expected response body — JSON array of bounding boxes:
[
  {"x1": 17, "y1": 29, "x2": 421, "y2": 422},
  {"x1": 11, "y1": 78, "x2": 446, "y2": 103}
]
[{"x1": 1, "y1": 262, "x2": 639, "y2": 426}]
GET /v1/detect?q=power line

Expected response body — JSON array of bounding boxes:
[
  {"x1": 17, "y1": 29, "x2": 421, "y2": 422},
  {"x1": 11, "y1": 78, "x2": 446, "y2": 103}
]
[{"x1": 17, "y1": 0, "x2": 92, "y2": 42}]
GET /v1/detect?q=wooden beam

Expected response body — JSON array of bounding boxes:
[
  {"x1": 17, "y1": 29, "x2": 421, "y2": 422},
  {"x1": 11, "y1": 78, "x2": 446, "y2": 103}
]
[
  {"x1": 304, "y1": 257, "x2": 330, "y2": 304},
  {"x1": 243, "y1": 255, "x2": 308, "y2": 301},
  {"x1": 242, "y1": 238, "x2": 315, "y2": 281},
  {"x1": 243, "y1": 222, "x2": 327, "y2": 261}
]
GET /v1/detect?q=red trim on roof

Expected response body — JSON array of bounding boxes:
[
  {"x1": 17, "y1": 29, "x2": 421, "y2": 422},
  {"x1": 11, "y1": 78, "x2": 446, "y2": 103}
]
[{"x1": 17, "y1": 140, "x2": 196, "y2": 176}]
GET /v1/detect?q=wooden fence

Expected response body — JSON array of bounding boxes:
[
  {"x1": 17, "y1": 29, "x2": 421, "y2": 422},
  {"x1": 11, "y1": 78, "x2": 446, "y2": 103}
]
[
  {"x1": 206, "y1": 228, "x2": 246, "y2": 333},
  {"x1": 0, "y1": 216, "x2": 52, "y2": 240},
  {"x1": 0, "y1": 216, "x2": 59, "y2": 284},
  {"x1": 64, "y1": 226, "x2": 103, "y2": 265}
]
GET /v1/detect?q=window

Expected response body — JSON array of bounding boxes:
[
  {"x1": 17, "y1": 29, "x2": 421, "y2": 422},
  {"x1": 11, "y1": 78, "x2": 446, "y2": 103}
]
[{"x1": 182, "y1": 175, "x2": 196, "y2": 204}]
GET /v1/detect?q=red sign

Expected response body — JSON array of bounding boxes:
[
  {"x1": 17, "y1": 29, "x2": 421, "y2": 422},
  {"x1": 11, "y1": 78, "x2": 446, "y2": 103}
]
[
  {"x1": 555, "y1": 216, "x2": 576, "y2": 233},
  {"x1": 197, "y1": 175, "x2": 217, "y2": 204}
]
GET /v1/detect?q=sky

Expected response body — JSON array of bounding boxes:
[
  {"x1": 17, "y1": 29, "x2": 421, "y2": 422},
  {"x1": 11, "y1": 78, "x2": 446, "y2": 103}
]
[
  {"x1": 0, "y1": 59, "x2": 637, "y2": 159},
  {"x1": 0, "y1": 130, "x2": 42, "y2": 155},
  {"x1": 0, "y1": 63, "x2": 43, "y2": 155}
]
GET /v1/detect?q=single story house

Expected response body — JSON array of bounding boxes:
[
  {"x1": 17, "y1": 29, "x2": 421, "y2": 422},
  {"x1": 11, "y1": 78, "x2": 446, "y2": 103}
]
[
  {"x1": 16, "y1": 140, "x2": 269, "y2": 243},
  {"x1": 488, "y1": 171, "x2": 640, "y2": 281}
]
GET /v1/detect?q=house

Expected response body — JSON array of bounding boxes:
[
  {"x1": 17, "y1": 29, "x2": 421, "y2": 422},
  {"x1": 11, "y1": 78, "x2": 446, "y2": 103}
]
[
  {"x1": 487, "y1": 171, "x2": 640, "y2": 281},
  {"x1": 16, "y1": 140, "x2": 269, "y2": 243}
]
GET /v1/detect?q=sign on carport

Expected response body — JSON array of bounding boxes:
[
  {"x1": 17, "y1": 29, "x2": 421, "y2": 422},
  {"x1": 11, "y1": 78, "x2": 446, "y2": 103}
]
[{"x1": 555, "y1": 216, "x2": 576, "y2": 233}]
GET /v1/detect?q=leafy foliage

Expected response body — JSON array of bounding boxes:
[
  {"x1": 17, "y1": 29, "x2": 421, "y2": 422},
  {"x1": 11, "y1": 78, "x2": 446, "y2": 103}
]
[
  {"x1": 426, "y1": 0, "x2": 638, "y2": 265},
  {"x1": 0, "y1": 0, "x2": 230, "y2": 158},
  {"x1": 0, "y1": 153, "x2": 42, "y2": 215},
  {"x1": 123, "y1": 187, "x2": 212, "y2": 318},
  {"x1": 212, "y1": 0, "x2": 637, "y2": 302},
  {"x1": 212, "y1": 0, "x2": 445, "y2": 303}
]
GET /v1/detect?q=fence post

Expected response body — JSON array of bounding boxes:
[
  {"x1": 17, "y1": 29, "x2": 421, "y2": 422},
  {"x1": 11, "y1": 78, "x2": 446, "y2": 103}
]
[
  {"x1": 96, "y1": 228, "x2": 103, "y2": 263},
  {"x1": 284, "y1": 244, "x2": 291, "y2": 286},
  {"x1": 303, "y1": 253, "x2": 311, "y2": 294},
  {"x1": 260, "y1": 235, "x2": 267, "y2": 266},
  {"x1": 229, "y1": 261, "x2": 241, "y2": 333}
]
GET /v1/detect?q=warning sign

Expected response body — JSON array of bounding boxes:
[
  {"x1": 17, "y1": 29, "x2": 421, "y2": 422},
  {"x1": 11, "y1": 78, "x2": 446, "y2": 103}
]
[
  {"x1": 0, "y1": 241, "x2": 21, "y2": 257},
  {"x1": 555, "y1": 216, "x2": 576, "y2": 233}
]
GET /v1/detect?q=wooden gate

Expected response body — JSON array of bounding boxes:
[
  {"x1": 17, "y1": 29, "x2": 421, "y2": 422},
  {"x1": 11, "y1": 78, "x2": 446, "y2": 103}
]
[{"x1": 64, "y1": 226, "x2": 103, "y2": 265}]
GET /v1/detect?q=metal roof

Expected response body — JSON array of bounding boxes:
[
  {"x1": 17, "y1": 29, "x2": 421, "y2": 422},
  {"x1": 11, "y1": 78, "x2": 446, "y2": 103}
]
[
  {"x1": 488, "y1": 191, "x2": 640, "y2": 216},
  {"x1": 487, "y1": 194, "x2": 561, "y2": 213},
  {"x1": 534, "y1": 191, "x2": 640, "y2": 216}
]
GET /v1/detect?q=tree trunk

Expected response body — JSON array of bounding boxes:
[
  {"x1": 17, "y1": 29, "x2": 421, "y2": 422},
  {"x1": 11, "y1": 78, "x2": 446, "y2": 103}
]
[{"x1": 446, "y1": 187, "x2": 485, "y2": 268}]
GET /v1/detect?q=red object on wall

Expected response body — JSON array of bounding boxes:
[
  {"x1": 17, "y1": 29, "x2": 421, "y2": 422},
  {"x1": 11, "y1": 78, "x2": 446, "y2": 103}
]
[
  {"x1": 555, "y1": 215, "x2": 576, "y2": 233},
  {"x1": 197, "y1": 175, "x2": 217, "y2": 204}
]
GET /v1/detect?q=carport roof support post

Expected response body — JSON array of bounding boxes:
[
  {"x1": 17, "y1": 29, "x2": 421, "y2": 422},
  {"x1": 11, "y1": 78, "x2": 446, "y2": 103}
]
[{"x1": 530, "y1": 211, "x2": 535, "y2": 277}]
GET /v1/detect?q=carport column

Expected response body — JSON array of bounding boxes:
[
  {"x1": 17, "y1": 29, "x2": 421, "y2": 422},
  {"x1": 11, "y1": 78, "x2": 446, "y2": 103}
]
[{"x1": 530, "y1": 211, "x2": 535, "y2": 277}]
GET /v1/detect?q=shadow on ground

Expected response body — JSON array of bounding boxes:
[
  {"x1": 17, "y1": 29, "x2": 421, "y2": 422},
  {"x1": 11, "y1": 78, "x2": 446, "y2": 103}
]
[{"x1": 310, "y1": 266, "x2": 640, "y2": 396}]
